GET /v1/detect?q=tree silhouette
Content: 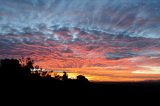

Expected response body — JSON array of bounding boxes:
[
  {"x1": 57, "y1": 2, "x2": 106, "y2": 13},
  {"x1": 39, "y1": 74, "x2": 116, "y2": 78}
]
[
  {"x1": 0, "y1": 58, "x2": 34, "y2": 80},
  {"x1": 0, "y1": 58, "x2": 89, "y2": 90},
  {"x1": 62, "y1": 71, "x2": 68, "y2": 81},
  {"x1": 0, "y1": 59, "x2": 21, "y2": 79},
  {"x1": 77, "y1": 75, "x2": 89, "y2": 83},
  {"x1": 25, "y1": 58, "x2": 34, "y2": 69}
]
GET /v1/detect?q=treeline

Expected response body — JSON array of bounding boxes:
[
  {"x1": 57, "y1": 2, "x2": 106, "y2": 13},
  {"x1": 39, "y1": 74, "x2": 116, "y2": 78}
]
[{"x1": 0, "y1": 58, "x2": 89, "y2": 84}]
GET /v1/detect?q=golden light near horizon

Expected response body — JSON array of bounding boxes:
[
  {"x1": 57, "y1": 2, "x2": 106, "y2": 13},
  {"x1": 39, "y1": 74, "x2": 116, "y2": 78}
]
[
  {"x1": 49, "y1": 72, "x2": 79, "y2": 79},
  {"x1": 43, "y1": 66, "x2": 160, "y2": 82},
  {"x1": 132, "y1": 66, "x2": 160, "y2": 74}
]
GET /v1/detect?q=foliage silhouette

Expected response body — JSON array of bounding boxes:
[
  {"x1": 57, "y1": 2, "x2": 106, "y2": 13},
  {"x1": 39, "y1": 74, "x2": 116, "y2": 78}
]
[
  {"x1": 77, "y1": 75, "x2": 88, "y2": 82},
  {"x1": 62, "y1": 71, "x2": 68, "y2": 81},
  {"x1": 0, "y1": 58, "x2": 89, "y2": 84},
  {"x1": 0, "y1": 58, "x2": 31, "y2": 80},
  {"x1": 1, "y1": 58, "x2": 160, "y2": 104}
]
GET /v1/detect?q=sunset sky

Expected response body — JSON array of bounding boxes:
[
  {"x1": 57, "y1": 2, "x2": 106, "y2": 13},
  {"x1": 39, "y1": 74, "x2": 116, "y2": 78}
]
[{"x1": 0, "y1": 0, "x2": 160, "y2": 82}]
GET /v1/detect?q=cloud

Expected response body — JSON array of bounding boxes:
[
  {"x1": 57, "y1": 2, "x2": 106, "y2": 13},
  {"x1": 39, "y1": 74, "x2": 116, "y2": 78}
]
[
  {"x1": 132, "y1": 66, "x2": 160, "y2": 74},
  {"x1": 0, "y1": 0, "x2": 160, "y2": 38},
  {"x1": 61, "y1": 48, "x2": 73, "y2": 53},
  {"x1": 106, "y1": 49, "x2": 160, "y2": 60},
  {"x1": 106, "y1": 51, "x2": 137, "y2": 60}
]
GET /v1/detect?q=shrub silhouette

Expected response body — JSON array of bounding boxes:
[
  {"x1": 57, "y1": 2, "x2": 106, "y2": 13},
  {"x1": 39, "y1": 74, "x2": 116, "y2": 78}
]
[
  {"x1": 0, "y1": 58, "x2": 33, "y2": 80},
  {"x1": 0, "y1": 58, "x2": 89, "y2": 89},
  {"x1": 62, "y1": 71, "x2": 68, "y2": 81},
  {"x1": 77, "y1": 75, "x2": 89, "y2": 83}
]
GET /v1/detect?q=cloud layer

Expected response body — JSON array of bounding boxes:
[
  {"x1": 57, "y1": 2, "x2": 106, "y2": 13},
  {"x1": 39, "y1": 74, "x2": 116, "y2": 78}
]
[
  {"x1": 0, "y1": 0, "x2": 160, "y2": 38},
  {"x1": 1, "y1": 0, "x2": 160, "y2": 81}
]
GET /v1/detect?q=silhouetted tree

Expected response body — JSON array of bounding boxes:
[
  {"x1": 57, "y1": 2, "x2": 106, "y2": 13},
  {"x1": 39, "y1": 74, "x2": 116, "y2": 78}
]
[
  {"x1": 0, "y1": 59, "x2": 22, "y2": 80},
  {"x1": 77, "y1": 75, "x2": 89, "y2": 83},
  {"x1": 26, "y1": 58, "x2": 34, "y2": 69},
  {"x1": 54, "y1": 73, "x2": 61, "y2": 80},
  {"x1": 62, "y1": 71, "x2": 68, "y2": 81},
  {"x1": 0, "y1": 58, "x2": 34, "y2": 80},
  {"x1": 0, "y1": 58, "x2": 90, "y2": 91},
  {"x1": 35, "y1": 65, "x2": 40, "y2": 69}
]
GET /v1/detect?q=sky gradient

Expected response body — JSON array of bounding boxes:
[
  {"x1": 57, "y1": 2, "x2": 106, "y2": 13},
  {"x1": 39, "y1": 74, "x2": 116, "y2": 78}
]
[{"x1": 1, "y1": 0, "x2": 160, "y2": 81}]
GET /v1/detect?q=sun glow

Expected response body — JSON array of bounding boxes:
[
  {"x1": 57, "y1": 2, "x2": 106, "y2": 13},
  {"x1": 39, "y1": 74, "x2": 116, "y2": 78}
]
[
  {"x1": 43, "y1": 66, "x2": 160, "y2": 82},
  {"x1": 132, "y1": 66, "x2": 160, "y2": 74}
]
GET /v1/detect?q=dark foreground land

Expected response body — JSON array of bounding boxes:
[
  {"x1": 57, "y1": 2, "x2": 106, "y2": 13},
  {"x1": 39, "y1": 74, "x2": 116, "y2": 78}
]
[
  {"x1": 1, "y1": 80, "x2": 160, "y2": 105},
  {"x1": 0, "y1": 59, "x2": 160, "y2": 105}
]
